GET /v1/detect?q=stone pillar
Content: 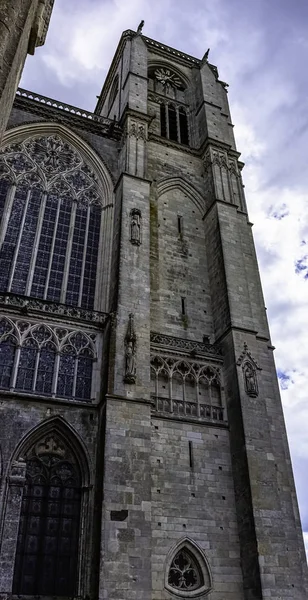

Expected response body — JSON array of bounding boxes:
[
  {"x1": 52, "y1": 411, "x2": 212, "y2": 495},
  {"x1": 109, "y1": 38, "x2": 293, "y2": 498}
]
[
  {"x1": 204, "y1": 198, "x2": 308, "y2": 599},
  {"x1": 0, "y1": 458, "x2": 26, "y2": 594},
  {"x1": 99, "y1": 32, "x2": 153, "y2": 599}
]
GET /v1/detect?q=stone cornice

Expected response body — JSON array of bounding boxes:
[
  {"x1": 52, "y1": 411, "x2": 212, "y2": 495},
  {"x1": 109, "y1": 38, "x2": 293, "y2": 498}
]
[
  {"x1": 0, "y1": 293, "x2": 109, "y2": 328},
  {"x1": 148, "y1": 132, "x2": 199, "y2": 155},
  {"x1": 142, "y1": 35, "x2": 201, "y2": 68},
  {"x1": 13, "y1": 89, "x2": 122, "y2": 140},
  {"x1": 119, "y1": 107, "x2": 153, "y2": 126},
  {"x1": 148, "y1": 133, "x2": 242, "y2": 163},
  {"x1": 150, "y1": 331, "x2": 223, "y2": 361}
]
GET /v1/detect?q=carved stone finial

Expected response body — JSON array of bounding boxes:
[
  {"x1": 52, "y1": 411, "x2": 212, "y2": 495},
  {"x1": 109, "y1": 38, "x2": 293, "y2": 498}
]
[
  {"x1": 124, "y1": 313, "x2": 137, "y2": 383},
  {"x1": 203, "y1": 48, "x2": 210, "y2": 61},
  {"x1": 136, "y1": 20, "x2": 144, "y2": 34}
]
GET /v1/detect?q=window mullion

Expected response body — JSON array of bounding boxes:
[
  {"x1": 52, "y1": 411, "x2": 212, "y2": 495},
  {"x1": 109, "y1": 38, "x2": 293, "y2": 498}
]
[
  {"x1": 60, "y1": 201, "x2": 77, "y2": 304},
  {"x1": 44, "y1": 198, "x2": 62, "y2": 300},
  {"x1": 7, "y1": 188, "x2": 31, "y2": 292},
  {"x1": 11, "y1": 346, "x2": 21, "y2": 389},
  {"x1": 52, "y1": 352, "x2": 60, "y2": 396},
  {"x1": 72, "y1": 356, "x2": 78, "y2": 398},
  {"x1": 78, "y1": 204, "x2": 91, "y2": 306},
  {"x1": 26, "y1": 192, "x2": 47, "y2": 296},
  {"x1": 166, "y1": 104, "x2": 170, "y2": 139},
  {"x1": 176, "y1": 108, "x2": 181, "y2": 143},
  {"x1": 0, "y1": 183, "x2": 16, "y2": 251},
  {"x1": 32, "y1": 349, "x2": 40, "y2": 391}
]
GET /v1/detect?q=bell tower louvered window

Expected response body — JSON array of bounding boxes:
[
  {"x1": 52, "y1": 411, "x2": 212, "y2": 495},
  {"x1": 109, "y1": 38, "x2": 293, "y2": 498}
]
[{"x1": 148, "y1": 66, "x2": 190, "y2": 145}]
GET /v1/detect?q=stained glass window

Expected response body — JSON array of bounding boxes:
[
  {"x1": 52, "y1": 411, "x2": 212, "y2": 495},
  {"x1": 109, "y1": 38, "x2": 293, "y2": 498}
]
[
  {"x1": 15, "y1": 340, "x2": 37, "y2": 392},
  {"x1": 35, "y1": 345, "x2": 56, "y2": 395},
  {"x1": 0, "y1": 320, "x2": 94, "y2": 401},
  {"x1": 75, "y1": 351, "x2": 93, "y2": 400},
  {"x1": 0, "y1": 337, "x2": 16, "y2": 388},
  {"x1": 0, "y1": 135, "x2": 104, "y2": 309},
  {"x1": 10, "y1": 188, "x2": 42, "y2": 294},
  {"x1": 57, "y1": 352, "x2": 75, "y2": 398},
  {"x1": 13, "y1": 434, "x2": 81, "y2": 596},
  {"x1": 0, "y1": 187, "x2": 28, "y2": 292}
]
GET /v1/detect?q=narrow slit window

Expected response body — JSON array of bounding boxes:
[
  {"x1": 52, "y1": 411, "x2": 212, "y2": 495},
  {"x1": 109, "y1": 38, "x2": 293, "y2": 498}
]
[
  {"x1": 189, "y1": 441, "x2": 193, "y2": 469},
  {"x1": 177, "y1": 216, "x2": 183, "y2": 235},
  {"x1": 181, "y1": 297, "x2": 186, "y2": 315}
]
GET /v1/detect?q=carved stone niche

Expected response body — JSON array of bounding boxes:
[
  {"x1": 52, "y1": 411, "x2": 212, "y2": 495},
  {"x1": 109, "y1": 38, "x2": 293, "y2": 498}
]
[
  {"x1": 237, "y1": 343, "x2": 261, "y2": 398},
  {"x1": 124, "y1": 313, "x2": 137, "y2": 383},
  {"x1": 130, "y1": 208, "x2": 142, "y2": 246}
]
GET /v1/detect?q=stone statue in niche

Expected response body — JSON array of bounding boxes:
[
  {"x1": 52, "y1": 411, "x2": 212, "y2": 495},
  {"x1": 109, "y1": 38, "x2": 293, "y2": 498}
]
[
  {"x1": 130, "y1": 209, "x2": 141, "y2": 246},
  {"x1": 243, "y1": 361, "x2": 258, "y2": 397},
  {"x1": 124, "y1": 313, "x2": 137, "y2": 383}
]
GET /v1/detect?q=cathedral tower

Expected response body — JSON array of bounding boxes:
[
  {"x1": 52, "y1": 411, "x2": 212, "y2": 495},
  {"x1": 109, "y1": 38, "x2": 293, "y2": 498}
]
[{"x1": 0, "y1": 26, "x2": 306, "y2": 600}]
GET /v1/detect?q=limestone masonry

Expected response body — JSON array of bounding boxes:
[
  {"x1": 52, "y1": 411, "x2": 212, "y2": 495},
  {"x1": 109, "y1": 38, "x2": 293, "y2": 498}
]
[{"x1": 0, "y1": 8, "x2": 307, "y2": 600}]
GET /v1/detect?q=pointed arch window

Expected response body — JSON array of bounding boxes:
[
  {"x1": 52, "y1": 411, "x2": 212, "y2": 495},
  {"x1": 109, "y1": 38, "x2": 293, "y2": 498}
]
[
  {"x1": 0, "y1": 336, "x2": 16, "y2": 388},
  {"x1": 12, "y1": 432, "x2": 82, "y2": 596},
  {"x1": 169, "y1": 548, "x2": 203, "y2": 591},
  {"x1": 0, "y1": 135, "x2": 104, "y2": 310},
  {"x1": 0, "y1": 319, "x2": 95, "y2": 401},
  {"x1": 165, "y1": 539, "x2": 212, "y2": 598},
  {"x1": 160, "y1": 103, "x2": 189, "y2": 145}
]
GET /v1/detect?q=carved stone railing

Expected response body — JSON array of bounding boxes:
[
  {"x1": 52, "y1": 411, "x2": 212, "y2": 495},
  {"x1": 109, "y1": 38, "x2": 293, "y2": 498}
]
[
  {"x1": 0, "y1": 292, "x2": 109, "y2": 326},
  {"x1": 15, "y1": 88, "x2": 122, "y2": 136},
  {"x1": 150, "y1": 331, "x2": 222, "y2": 359},
  {"x1": 151, "y1": 395, "x2": 226, "y2": 423}
]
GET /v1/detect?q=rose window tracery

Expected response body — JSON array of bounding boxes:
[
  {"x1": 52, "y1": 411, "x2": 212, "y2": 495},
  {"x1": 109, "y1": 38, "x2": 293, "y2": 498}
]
[
  {"x1": 168, "y1": 549, "x2": 203, "y2": 591},
  {"x1": 165, "y1": 540, "x2": 212, "y2": 598}
]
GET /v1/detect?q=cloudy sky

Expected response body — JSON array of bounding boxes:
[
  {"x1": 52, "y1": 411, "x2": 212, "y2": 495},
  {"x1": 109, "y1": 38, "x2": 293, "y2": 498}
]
[{"x1": 21, "y1": 0, "x2": 308, "y2": 555}]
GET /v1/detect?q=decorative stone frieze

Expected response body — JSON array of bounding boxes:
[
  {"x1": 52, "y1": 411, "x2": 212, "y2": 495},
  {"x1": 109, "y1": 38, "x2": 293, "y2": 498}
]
[
  {"x1": 0, "y1": 293, "x2": 108, "y2": 326},
  {"x1": 203, "y1": 147, "x2": 246, "y2": 210}
]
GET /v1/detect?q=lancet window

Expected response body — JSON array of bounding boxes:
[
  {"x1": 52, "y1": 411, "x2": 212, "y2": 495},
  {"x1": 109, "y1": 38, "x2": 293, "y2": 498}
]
[
  {"x1": 160, "y1": 103, "x2": 189, "y2": 145},
  {"x1": 0, "y1": 318, "x2": 95, "y2": 401},
  {"x1": 12, "y1": 432, "x2": 82, "y2": 596},
  {"x1": 148, "y1": 66, "x2": 190, "y2": 145},
  {"x1": 0, "y1": 135, "x2": 104, "y2": 310}
]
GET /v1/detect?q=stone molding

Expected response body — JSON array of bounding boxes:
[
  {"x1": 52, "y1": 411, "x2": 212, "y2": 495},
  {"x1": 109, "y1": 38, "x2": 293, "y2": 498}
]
[
  {"x1": 0, "y1": 293, "x2": 108, "y2": 327},
  {"x1": 150, "y1": 331, "x2": 222, "y2": 360},
  {"x1": 13, "y1": 89, "x2": 122, "y2": 140}
]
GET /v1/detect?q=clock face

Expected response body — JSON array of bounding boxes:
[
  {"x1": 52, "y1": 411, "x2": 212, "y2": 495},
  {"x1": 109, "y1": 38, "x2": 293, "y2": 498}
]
[{"x1": 154, "y1": 68, "x2": 182, "y2": 89}]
